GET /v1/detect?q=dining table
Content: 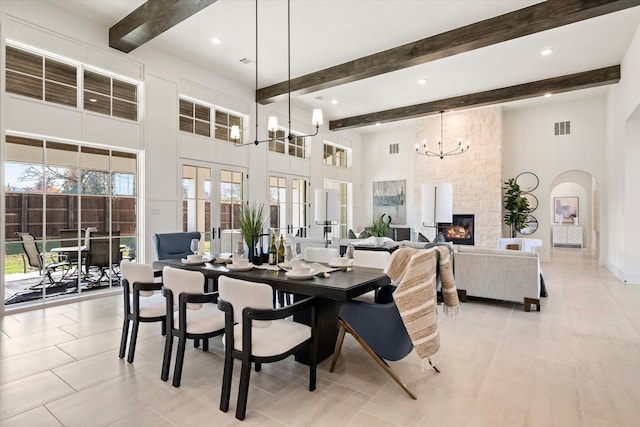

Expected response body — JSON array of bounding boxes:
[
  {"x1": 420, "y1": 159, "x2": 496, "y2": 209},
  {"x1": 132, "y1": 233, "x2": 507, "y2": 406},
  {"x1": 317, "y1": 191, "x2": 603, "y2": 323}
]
[{"x1": 152, "y1": 257, "x2": 391, "y2": 364}]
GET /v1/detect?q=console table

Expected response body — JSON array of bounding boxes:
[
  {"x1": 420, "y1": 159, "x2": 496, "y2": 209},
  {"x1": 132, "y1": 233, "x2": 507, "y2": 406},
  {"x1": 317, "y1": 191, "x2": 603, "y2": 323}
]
[{"x1": 552, "y1": 225, "x2": 583, "y2": 248}]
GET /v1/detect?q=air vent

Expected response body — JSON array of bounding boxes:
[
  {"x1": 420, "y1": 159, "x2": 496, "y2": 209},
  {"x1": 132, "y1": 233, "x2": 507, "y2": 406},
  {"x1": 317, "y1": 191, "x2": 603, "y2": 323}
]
[
  {"x1": 389, "y1": 143, "x2": 399, "y2": 154},
  {"x1": 554, "y1": 121, "x2": 571, "y2": 135},
  {"x1": 239, "y1": 58, "x2": 253, "y2": 64}
]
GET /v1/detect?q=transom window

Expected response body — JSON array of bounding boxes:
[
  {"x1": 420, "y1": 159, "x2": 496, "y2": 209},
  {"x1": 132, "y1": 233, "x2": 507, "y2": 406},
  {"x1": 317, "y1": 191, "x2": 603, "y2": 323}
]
[
  {"x1": 84, "y1": 69, "x2": 138, "y2": 121},
  {"x1": 268, "y1": 129, "x2": 306, "y2": 158},
  {"x1": 215, "y1": 110, "x2": 243, "y2": 143},
  {"x1": 179, "y1": 98, "x2": 211, "y2": 137},
  {"x1": 5, "y1": 43, "x2": 140, "y2": 122},
  {"x1": 323, "y1": 143, "x2": 348, "y2": 168},
  {"x1": 5, "y1": 45, "x2": 77, "y2": 107}
]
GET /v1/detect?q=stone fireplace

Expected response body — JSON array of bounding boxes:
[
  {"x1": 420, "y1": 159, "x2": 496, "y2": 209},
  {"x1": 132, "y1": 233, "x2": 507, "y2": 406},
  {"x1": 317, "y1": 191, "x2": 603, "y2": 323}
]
[{"x1": 437, "y1": 214, "x2": 475, "y2": 245}]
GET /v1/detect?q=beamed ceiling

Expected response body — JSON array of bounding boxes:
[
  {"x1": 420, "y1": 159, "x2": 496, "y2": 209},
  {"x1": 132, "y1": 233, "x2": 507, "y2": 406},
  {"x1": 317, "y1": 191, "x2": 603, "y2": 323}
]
[{"x1": 55, "y1": 0, "x2": 640, "y2": 132}]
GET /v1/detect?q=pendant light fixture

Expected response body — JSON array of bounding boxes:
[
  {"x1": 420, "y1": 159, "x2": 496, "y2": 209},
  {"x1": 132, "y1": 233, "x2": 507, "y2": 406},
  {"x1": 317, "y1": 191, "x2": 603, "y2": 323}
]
[
  {"x1": 231, "y1": 0, "x2": 279, "y2": 146},
  {"x1": 284, "y1": 0, "x2": 323, "y2": 143},
  {"x1": 415, "y1": 110, "x2": 470, "y2": 159},
  {"x1": 231, "y1": 0, "x2": 322, "y2": 146}
]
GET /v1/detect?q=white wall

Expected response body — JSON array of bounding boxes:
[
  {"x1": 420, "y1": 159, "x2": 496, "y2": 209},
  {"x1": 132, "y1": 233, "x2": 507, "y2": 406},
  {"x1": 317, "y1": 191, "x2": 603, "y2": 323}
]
[
  {"x1": 606, "y1": 24, "x2": 640, "y2": 284},
  {"x1": 359, "y1": 124, "x2": 417, "y2": 232},
  {"x1": 503, "y1": 97, "x2": 607, "y2": 261}
]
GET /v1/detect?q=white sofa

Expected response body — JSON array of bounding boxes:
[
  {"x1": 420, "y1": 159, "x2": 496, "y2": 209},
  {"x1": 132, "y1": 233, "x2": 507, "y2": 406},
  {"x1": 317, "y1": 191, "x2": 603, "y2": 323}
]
[{"x1": 453, "y1": 245, "x2": 541, "y2": 311}]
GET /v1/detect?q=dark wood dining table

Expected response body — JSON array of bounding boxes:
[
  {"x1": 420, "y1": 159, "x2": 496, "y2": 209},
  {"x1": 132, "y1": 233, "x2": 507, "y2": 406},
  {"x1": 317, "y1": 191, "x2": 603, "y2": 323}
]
[{"x1": 152, "y1": 258, "x2": 390, "y2": 364}]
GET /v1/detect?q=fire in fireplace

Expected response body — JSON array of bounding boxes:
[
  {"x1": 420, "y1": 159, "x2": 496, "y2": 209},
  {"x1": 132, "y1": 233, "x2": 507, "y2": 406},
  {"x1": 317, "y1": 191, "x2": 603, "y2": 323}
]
[{"x1": 437, "y1": 214, "x2": 474, "y2": 245}]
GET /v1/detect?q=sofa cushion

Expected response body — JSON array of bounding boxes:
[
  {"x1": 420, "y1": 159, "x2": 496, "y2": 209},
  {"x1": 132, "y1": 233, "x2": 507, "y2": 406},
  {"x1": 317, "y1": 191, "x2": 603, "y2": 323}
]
[{"x1": 455, "y1": 245, "x2": 535, "y2": 258}]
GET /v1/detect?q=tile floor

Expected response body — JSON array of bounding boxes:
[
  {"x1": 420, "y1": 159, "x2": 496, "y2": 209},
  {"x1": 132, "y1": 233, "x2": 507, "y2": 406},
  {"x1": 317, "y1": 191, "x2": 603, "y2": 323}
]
[{"x1": 1, "y1": 248, "x2": 639, "y2": 426}]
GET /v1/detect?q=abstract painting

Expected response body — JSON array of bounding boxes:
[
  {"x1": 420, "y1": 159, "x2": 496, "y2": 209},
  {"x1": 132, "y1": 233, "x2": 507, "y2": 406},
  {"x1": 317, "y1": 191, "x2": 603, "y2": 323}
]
[{"x1": 372, "y1": 180, "x2": 406, "y2": 224}]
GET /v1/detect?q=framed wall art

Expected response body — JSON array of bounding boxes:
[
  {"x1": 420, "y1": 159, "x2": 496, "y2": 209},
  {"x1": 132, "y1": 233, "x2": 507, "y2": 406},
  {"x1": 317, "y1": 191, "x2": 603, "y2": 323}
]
[
  {"x1": 372, "y1": 180, "x2": 406, "y2": 224},
  {"x1": 554, "y1": 196, "x2": 579, "y2": 224}
]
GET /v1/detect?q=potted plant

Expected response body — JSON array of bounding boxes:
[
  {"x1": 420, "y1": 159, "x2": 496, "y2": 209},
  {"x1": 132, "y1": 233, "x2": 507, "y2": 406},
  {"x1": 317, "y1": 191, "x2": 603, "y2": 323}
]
[
  {"x1": 503, "y1": 178, "x2": 530, "y2": 238},
  {"x1": 369, "y1": 214, "x2": 390, "y2": 246},
  {"x1": 239, "y1": 202, "x2": 264, "y2": 263}
]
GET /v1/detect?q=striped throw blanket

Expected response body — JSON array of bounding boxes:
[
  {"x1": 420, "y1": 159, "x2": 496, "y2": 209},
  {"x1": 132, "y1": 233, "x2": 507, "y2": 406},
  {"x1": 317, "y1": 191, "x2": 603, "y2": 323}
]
[{"x1": 384, "y1": 247, "x2": 459, "y2": 370}]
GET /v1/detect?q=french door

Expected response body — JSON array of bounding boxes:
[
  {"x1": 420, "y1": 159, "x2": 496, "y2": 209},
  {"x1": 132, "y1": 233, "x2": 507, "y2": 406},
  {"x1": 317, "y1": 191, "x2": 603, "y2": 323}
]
[
  {"x1": 268, "y1": 174, "x2": 309, "y2": 238},
  {"x1": 181, "y1": 162, "x2": 246, "y2": 255}
]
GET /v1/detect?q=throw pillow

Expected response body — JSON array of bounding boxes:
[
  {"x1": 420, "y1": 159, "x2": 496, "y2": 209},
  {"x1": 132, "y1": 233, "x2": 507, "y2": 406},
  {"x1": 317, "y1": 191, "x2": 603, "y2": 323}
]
[
  {"x1": 348, "y1": 229, "x2": 358, "y2": 239},
  {"x1": 417, "y1": 232, "x2": 430, "y2": 243},
  {"x1": 358, "y1": 230, "x2": 371, "y2": 239},
  {"x1": 434, "y1": 232, "x2": 447, "y2": 243}
]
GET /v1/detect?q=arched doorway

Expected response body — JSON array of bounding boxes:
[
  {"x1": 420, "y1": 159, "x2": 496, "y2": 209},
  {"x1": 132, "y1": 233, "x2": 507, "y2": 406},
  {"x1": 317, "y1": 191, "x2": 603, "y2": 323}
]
[{"x1": 549, "y1": 170, "x2": 599, "y2": 252}]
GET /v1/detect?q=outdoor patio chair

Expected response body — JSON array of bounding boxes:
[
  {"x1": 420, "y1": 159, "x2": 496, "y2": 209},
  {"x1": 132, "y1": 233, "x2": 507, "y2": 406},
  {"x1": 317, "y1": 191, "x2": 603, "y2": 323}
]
[
  {"x1": 15, "y1": 232, "x2": 69, "y2": 288},
  {"x1": 86, "y1": 231, "x2": 121, "y2": 285}
]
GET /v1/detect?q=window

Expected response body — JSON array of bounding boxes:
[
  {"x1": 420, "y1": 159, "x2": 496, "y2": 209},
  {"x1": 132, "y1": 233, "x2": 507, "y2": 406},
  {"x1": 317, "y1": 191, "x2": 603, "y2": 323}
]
[
  {"x1": 291, "y1": 178, "x2": 308, "y2": 236},
  {"x1": 179, "y1": 98, "x2": 211, "y2": 137},
  {"x1": 324, "y1": 180, "x2": 349, "y2": 238},
  {"x1": 84, "y1": 69, "x2": 138, "y2": 121},
  {"x1": 4, "y1": 134, "x2": 139, "y2": 306},
  {"x1": 5, "y1": 43, "x2": 141, "y2": 122},
  {"x1": 323, "y1": 143, "x2": 348, "y2": 168},
  {"x1": 269, "y1": 176, "x2": 287, "y2": 233},
  {"x1": 5, "y1": 45, "x2": 77, "y2": 107},
  {"x1": 269, "y1": 129, "x2": 306, "y2": 158},
  {"x1": 215, "y1": 110, "x2": 243, "y2": 143}
]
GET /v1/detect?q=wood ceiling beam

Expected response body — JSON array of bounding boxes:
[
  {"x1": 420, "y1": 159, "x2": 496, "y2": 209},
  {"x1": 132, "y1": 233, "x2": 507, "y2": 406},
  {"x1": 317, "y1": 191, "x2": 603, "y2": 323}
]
[
  {"x1": 328, "y1": 65, "x2": 620, "y2": 131},
  {"x1": 257, "y1": 0, "x2": 639, "y2": 104},
  {"x1": 109, "y1": 0, "x2": 218, "y2": 53}
]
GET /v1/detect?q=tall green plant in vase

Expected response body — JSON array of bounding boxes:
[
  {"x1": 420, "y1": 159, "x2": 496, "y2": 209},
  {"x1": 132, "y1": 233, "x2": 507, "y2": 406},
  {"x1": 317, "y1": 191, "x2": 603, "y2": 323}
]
[
  {"x1": 239, "y1": 202, "x2": 264, "y2": 263},
  {"x1": 503, "y1": 178, "x2": 530, "y2": 238}
]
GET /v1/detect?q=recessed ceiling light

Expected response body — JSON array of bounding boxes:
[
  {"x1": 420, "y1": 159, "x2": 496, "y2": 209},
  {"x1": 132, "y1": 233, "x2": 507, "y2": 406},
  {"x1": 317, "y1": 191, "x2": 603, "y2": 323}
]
[
  {"x1": 540, "y1": 48, "x2": 553, "y2": 56},
  {"x1": 331, "y1": 99, "x2": 338, "y2": 105},
  {"x1": 376, "y1": 122, "x2": 381, "y2": 126},
  {"x1": 89, "y1": 98, "x2": 97, "y2": 103},
  {"x1": 211, "y1": 36, "x2": 222, "y2": 45},
  {"x1": 418, "y1": 79, "x2": 427, "y2": 85},
  {"x1": 544, "y1": 93, "x2": 552, "y2": 98}
]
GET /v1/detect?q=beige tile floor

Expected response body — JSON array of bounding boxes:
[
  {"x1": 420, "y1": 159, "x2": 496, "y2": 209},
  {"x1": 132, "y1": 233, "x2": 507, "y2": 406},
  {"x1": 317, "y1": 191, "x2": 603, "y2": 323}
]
[{"x1": 1, "y1": 248, "x2": 639, "y2": 426}]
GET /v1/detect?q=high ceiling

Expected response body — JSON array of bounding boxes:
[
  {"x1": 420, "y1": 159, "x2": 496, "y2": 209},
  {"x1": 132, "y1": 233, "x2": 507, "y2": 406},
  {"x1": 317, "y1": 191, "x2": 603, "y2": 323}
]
[{"x1": 51, "y1": 0, "x2": 640, "y2": 133}]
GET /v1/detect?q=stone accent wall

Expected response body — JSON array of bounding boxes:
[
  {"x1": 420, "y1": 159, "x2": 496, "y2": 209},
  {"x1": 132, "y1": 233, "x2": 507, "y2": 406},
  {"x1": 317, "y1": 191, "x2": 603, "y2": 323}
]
[{"x1": 415, "y1": 107, "x2": 503, "y2": 248}]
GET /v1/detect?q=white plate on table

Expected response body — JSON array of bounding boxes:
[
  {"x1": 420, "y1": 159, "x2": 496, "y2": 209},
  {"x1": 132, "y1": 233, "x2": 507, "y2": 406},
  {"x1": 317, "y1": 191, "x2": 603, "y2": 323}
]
[
  {"x1": 226, "y1": 263, "x2": 254, "y2": 272},
  {"x1": 329, "y1": 260, "x2": 353, "y2": 268},
  {"x1": 285, "y1": 269, "x2": 316, "y2": 280},
  {"x1": 181, "y1": 258, "x2": 207, "y2": 265}
]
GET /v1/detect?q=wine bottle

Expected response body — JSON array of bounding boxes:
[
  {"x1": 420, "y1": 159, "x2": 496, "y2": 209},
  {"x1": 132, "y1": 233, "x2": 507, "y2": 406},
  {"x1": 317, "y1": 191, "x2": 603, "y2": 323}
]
[
  {"x1": 278, "y1": 235, "x2": 285, "y2": 264},
  {"x1": 269, "y1": 232, "x2": 277, "y2": 265}
]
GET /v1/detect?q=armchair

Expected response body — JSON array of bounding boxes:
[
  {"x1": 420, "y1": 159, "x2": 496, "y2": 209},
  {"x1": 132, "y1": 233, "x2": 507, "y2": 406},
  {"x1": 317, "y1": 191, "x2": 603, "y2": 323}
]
[
  {"x1": 119, "y1": 261, "x2": 165, "y2": 363},
  {"x1": 161, "y1": 266, "x2": 225, "y2": 387},
  {"x1": 151, "y1": 231, "x2": 201, "y2": 260},
  {"x1": 217, "y1": 276, "x2": 317, "y2": 420}
]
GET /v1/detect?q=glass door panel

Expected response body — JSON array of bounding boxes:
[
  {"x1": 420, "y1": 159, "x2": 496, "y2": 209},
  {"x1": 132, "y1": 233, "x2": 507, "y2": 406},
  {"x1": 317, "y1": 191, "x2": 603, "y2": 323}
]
[
  {"x1": 217, "y1": 168, "x2": 244, "y2": 254},
  {"x1": 182, "y1": 165, "x2": 211, "y2": 253}
]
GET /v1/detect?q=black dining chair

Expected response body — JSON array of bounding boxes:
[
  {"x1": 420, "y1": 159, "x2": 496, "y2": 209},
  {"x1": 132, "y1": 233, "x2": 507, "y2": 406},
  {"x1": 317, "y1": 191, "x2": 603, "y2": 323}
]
[
  {"x1": 119, "y1": 261, "x2": 166, "y2": 363},
  {"x1": 217, "y1": 275, "x2": 317, "y2": 420},
  {"x1": 161, "y1": 266, "x2": 225, "y2": 387}
]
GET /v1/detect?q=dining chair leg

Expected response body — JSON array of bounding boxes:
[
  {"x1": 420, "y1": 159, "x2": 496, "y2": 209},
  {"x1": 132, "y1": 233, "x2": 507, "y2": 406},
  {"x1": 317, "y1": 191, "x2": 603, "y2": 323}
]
[
  {"x1": 220, "y1": 351, "x2": 234, "y2": 412},
  {"x1": 172, "y1": 337, "x2": 187, "y2": 387},
  {"x1": 161, "y1": 319, "x2": 166, "y2": 336},
  {"x1": 235, "y1": 359, "x2": 252, "y2": 420},
  {"x1": 202, "y1": 338, "x2": 209, "y2": 352},
  {"x1": 161, "y1": 334, "x2": 173, "y2": 381},
  {"x1": 343, "y1": 321, "x2": 417, "y2": 400},
  {"x1": 255, "y1": 362, "x2": 261, "y2": 372},
  {"x1": 126, "y1": 319, "x2": 140, "y2": 363},
  {"x1": 118, "y1": 318, "x2": 129, "y2": 359},
  {"x1": 309, "y1": 339, "x2": 317, "y2": 391},
  {"x1": 329, "y1": 321, "x2": 347, "y2": 372}
]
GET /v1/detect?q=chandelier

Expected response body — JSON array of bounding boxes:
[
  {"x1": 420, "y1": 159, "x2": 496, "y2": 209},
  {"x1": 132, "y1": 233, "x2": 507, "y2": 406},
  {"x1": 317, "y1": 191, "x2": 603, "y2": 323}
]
[
  {"x1": 415, "y1": 110, "x2": 469, "y2": 159},
  {"x1": 231, "y1": 0, "x2": 322, "y2": 146}
]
